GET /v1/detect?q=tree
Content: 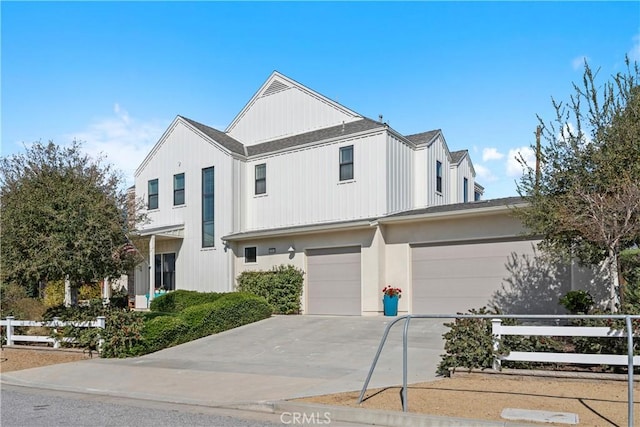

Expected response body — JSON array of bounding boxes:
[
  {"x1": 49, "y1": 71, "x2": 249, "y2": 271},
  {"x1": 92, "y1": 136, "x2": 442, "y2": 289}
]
[
  {"x1": 516, "y1": 59, "x2": 640, "y2": 312},
  {"x1": 0, "y1": 141, "x2": 141, "y2": 304}
]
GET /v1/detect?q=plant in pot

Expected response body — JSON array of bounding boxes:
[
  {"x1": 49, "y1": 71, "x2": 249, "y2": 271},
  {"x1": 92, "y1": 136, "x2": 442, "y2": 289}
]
[{"x1": 382, "y1": 286, "x2": 402, "y2": 316}]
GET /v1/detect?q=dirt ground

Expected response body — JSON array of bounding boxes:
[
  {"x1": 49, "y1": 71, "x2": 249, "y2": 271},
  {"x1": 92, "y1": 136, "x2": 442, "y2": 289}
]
[
  {"x1": 0, "y1": 346, "x2": 92, "y2": 373},
  {"x1": 299, "y1": 373, "x2": 639, "y2": 426},
  {"x1": 2, "y1": 347, "x2": 637, "y2": 426}
]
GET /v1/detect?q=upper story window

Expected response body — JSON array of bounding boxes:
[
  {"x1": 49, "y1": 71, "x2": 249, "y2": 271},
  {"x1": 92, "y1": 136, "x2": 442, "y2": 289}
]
[
  {"x1": 202, "y1": 167, "x2": 214, "y2": 248},
  {"x1": 244, "y1": 247, "x2": 257, "y2": 263},
  {"x1": 463, "y1": 177, "x2": 469, "y2": 203},
  {"x1": 474, "y1": 190, "x2": 482, "y2": 202},
  {"x1": 339, "y1": 145, "x2": 354, "y2": 181},
  {"x1": 148, "y1": 179, "x2": 159, "y2": 210},
  {"x1": 255, "y1": 164, "x2": 266, "y2": 195},
  {"x1": 436, "y1": 161, "x2": 443, "y2": 193},
  {"x1": 174, "y1": 173, "x2": 185, "y2": 206}
]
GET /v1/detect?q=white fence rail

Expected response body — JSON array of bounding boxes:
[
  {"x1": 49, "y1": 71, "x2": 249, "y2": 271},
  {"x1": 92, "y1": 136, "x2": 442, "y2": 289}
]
[
  {"x1": 491, "y1": 319, "x2": 640, "y2": 369},
  {"x1": 1, "y1": 316, "x2": 106, "y2": 350}
]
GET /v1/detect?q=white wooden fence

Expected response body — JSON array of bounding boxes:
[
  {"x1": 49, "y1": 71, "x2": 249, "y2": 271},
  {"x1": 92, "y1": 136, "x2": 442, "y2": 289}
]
[
  {"x1": 491, "y1": 318, "x2": 640, "y2": 370},
  {"x1": 1, "y1": 316, "x2": 106, "y2": 351}
]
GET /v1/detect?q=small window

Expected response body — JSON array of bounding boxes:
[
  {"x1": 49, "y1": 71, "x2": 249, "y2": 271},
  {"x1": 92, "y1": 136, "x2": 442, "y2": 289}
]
[
  {"x1": 436, "y1": 161, "x2": 442, "y2": 193},
  {"x1": 244, "y1": 247, "x2": 257, "y2": 263},
  {"x1": 148, "y1": 179, "x2": 159, "y2": 210},
  {"x1": 463, "y1": 177, "x2": 469, "y2": 203},
  {"x1": 474, "y1": 191, "x2": 481, "y2": 202},
  {"x1": 174, "y1": 173, "x2": 185, "y2": 206},
  {"x1": 255, "y1": 164, "x2": 266, "y2": 195},
  {"x1": 339, "y1": 146, "x2": 354, "y2": 181}
]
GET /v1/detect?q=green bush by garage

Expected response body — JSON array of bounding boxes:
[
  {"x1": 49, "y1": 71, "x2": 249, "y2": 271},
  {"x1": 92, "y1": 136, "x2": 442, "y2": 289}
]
[
  {"x1": 149, "y1": 289, "x2": 223, "y2": 313},
  {"x1": 236, "y1": 264, "x2": 304, "y2": 314}
]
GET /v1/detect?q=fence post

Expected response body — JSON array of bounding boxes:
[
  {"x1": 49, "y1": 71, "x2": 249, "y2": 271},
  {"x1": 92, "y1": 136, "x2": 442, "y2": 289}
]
[
  {"x1": 491, "y1": 318, "x2": 502, "y2": 371},
  {"x1": 96, "y1": 316, "x2": 106, "y2": 353},
  {"x1": 52, "y1": 317, "x2": 61, "y2": 348},
  {"x1": 5, "y1": 316, "x2": 15, "y2": 346}
]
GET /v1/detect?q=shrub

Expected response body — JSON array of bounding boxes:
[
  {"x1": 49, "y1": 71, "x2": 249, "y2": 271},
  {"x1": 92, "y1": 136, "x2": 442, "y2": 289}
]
[
  {"x1": 559, "y1": 290, "x2": 594, "y2": 314},
  {"x1": 1, "y1": 282, "x2": 46, "y2": 319},
  {"x1": 180, "y1": 292, "x2": 272, "y2": 340},
  {"x1": 43, "y1": 280, "x2": 65, "y2": 307},
  {"x1": 236, "y1": 264, "x2": 304, "y2": 314},
  {"x1": 150, "y1": 290, "x2": 223, "y2": 313},
  {"x1": 78, "y1": 282, "x2": 102, "y2": 300},
  {"x1": 142, "y1": 315, "x2": 190, "y2": 353}
]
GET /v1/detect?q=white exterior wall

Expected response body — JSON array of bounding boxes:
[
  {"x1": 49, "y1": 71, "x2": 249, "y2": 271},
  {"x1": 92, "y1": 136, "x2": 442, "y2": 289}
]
[
  {"x1": 135, "y1": 121, "x2": 237, "y2": 293},
  {"x1": 242, "y1": 131, "x2": 387, "y2": 231},
  {"x1": 425, "y1": 136, "x2": 452, "y2": 206},
  {"x1": 228, "y1": 87, "x2": 360, "y2": 145},
  {"x1": 450, "y1": 157, "x2": 474, "y2": 203},
  {"x1": 386, "y1": 133, "x2": 413, "y2": 214},
  {"x1": 412, "y1": 146, "x2": 428, "y2": 209}
]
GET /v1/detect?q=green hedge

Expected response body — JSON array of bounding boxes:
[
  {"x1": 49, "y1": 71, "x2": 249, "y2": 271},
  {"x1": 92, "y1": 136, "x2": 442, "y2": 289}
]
[
  {"x1": 142, "y1": 315, "x2": 190, "y2": 353},
  {"x1": 180, "y1": 292, "x2": 272, "y2": 340},
  {"x1": 149, "y1": 290, "x2": 223, "y2": 313},
  {"x1": 236, "y1": 265, "x2": 303, "y2": 314}
]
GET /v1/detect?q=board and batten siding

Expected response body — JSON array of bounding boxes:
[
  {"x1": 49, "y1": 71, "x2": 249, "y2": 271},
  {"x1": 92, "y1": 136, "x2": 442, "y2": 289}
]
[
  {"x1": 134, "y1": 121, "x2": 236, "y2": 293},
  {"x1": 450, "y1": 156, "x2": 475, "y2": 203},
  {"x1": 424, "y1": 135, "x2": 452, "y2": 207},
  {"x1": 386, "y1": 133, "x2": 413, "y2": 213},
  {"x1": 242, "y1": 132, "x2": 387, "y2": 231},
  {"x1": 228, "y1": 86, "x2": 360, "y2": 146}
]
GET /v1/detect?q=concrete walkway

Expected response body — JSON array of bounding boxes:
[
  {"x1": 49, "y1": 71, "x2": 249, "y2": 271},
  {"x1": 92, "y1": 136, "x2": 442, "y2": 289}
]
[{"x1": 1, "y1": 315, "x2": 447, "y2": 407}]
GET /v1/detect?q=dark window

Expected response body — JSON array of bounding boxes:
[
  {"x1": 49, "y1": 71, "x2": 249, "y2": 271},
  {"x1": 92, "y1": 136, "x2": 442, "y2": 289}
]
[
  {"x1": 436, "y1": 161, "x2": 442, "y2": 193},
  {"x1": 174, "y1": 173, "x2": 185, "y2": 206},
  {"x1": 244, "y1": 247, "x2": 257, "y2": 263},
  {"x1": 202, "y1": 167, "x2": 214, "y2": 247},
  {"x1": 255, "y1": 164, "x2": 266, "y2": 195},
  {"x1": 474, "y1": 191, "x2": 481, "y2": 201},
  {"x1": 154, "y1": 253, "x2": 176, "y2": 291},
  {"x1": 339, "y1": 146, "x2": 354, "y2": 181},
  {"x1": 148, "y1": 179, "x2": 159, "y2": 210},
  {"x1": 463, "y1": 177, "x2": 469, "y2": 203}
]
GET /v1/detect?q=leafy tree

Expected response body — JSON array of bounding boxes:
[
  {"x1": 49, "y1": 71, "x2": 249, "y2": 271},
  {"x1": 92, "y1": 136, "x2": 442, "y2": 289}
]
[
  {"x1": 0, "y1": 141, "x2": 142, "y2": 304},
  {"x1": 516, "y1": 59, "x2": 640, "y2": 312}
]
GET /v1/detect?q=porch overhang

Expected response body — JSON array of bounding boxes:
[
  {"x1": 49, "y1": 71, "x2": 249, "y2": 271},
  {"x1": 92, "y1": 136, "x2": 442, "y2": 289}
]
[
  {"x1": 136, "y1": 223, "x2": 185, "y2": 240},
  {"x1": 222, "y1": 218, "x2": 377, "y2": 242}
]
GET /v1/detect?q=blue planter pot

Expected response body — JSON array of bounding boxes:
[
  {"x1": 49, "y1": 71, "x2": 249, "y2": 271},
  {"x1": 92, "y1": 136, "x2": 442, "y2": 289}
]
[{"x1": 383, "y1": 294, "x2": 399, "y2": 316}]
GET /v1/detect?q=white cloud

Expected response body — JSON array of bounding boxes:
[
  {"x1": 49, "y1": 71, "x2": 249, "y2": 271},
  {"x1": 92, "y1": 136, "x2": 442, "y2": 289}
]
[
  {"x1": 65, "y1": 104, "x2": 167, "y2": 187},
  {"x1": 474, "y1": 163, "x2": 499, "y2": 183},
  {"x1": 629, "y1": 34, "x2": 640, "y2": 62},
  {"x1": 506, "y1": 146, "x2": 536, "y2": 178},
  {"x1": 572, "y1": 55, "x2": 589, "y2": 70},
  {"x1": 482, "y1": 147, "x2": 504, "y2": 162}
]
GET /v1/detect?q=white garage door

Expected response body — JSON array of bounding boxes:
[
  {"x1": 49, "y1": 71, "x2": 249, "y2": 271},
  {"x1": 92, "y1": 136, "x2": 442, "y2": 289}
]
[
  {"x1": 306, "y1": 246, "x2": 361, "y2": 315},
  {"x1": 412, "y1": 239, "x2": 538, "y2": 314}
]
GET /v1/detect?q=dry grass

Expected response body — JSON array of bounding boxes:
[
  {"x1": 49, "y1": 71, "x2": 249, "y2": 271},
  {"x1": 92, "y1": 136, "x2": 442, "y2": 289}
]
[{"x1": 0, "y1": 346, "x2": 92, "y2": 373}]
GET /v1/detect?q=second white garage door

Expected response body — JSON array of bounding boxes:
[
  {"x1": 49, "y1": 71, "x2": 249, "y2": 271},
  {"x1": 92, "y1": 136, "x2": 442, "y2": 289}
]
[
  {"x1": 306, "y1": 246, "x2": 361, "y2": 315},
  {"x1": 412, "y1": 239, "x2": 538, "y2": 314}
]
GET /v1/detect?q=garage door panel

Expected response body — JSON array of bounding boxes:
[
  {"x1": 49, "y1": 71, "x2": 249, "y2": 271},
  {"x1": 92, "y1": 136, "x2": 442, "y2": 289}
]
[
  {"x1": 307, "y1": 246, "x2": 361, "y2": 315},
  {"x1": 412, "y1": 239, "x2": 539, "y2": 314}
]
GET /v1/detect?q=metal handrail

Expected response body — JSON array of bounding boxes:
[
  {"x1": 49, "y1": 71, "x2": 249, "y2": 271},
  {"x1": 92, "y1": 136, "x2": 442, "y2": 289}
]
[{"x1": 358, "y1": 313, "x2": 639, "y2": 426}]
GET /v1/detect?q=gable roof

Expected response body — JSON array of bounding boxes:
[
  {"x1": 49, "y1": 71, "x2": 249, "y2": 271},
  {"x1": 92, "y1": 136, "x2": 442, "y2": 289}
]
[
  {"x1": 180, "y1": 116, "x2": 245, "y2": 156},
  {"x1": 405, "y1": 129, "x2": 441, "y2": 145},
  {"x1": 247, "y1": 118, "x2": 383, "y2": 156},
  {"x1": 450, "y1": 150, "x2": 468, "y2": 164},
  {"x1": 225, "y1": 71, "x2": 362, "y2": 143}
]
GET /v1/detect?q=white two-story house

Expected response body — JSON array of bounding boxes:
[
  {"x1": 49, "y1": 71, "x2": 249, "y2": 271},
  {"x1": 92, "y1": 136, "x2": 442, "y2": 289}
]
[{"x1": 132, "y1": 71, "x2": 597, "y2": 315}]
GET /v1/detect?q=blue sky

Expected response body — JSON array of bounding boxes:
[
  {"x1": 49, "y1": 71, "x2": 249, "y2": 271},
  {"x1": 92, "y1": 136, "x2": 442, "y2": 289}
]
[{"x1": 2, "y1": 1, "x2": 639, "y2": 198}]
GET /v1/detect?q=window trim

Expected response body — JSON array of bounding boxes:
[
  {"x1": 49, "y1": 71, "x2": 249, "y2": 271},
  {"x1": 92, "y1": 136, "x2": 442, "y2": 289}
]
[
  {"x1": 173, "y1": 173, "x2": 185, "y2": 206},
  {"x1": 255, "y1": 164, "x2": 266, "y2": 195},
  {"x1": 148, "y1": 179, "x2": 159, "y2": 210},
  {"x1": 339, "y1": 145, "x2": 354, "y2": 181},
  {"x1": 436, "y1": 161, "x2": 443, "y2": 193},
  {"x1": 244, "y1": 246, "x2": 257, "y2": 264},
  {"x1": 202, "y1": 167, "x2": 214, "y2": 248}
]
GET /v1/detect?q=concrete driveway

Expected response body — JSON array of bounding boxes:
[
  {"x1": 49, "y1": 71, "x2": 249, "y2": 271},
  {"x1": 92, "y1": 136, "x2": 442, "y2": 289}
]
[{"x1": 1, "y1": 315, "x2": 447, "y2": 407}]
